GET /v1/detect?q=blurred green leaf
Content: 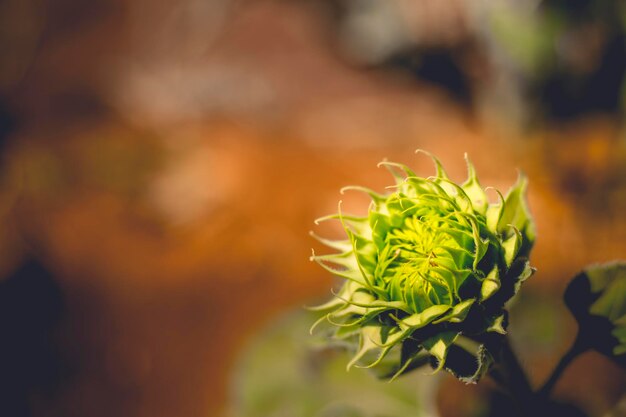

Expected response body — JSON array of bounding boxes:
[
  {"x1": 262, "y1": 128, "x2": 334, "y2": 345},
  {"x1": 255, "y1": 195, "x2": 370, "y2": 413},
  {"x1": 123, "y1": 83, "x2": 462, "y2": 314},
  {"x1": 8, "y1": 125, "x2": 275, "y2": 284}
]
[
  {"x1": 228, "y1": 309, "x2": 439, "y2": 417},
  {"x1": 564, "y1": 262, "x2": 626, "y2": 367}
]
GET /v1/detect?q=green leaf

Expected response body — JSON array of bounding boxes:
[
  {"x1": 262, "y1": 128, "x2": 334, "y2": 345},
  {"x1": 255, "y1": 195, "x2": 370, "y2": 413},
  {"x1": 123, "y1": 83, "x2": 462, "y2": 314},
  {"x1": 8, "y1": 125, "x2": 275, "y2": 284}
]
[
  {"x1": 233, "y1": 309, "x2": 434, "y2": 417},
  {"x1": 564, "y1": 262, "x2": 626, "y2": 366}
]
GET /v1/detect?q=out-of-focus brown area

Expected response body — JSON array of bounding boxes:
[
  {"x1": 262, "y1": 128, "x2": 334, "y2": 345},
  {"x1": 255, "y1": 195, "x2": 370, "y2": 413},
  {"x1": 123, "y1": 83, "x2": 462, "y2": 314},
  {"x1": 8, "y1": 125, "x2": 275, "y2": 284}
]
[{"x1": 1, "y1": 1, "x2": 625, "y2": 416}]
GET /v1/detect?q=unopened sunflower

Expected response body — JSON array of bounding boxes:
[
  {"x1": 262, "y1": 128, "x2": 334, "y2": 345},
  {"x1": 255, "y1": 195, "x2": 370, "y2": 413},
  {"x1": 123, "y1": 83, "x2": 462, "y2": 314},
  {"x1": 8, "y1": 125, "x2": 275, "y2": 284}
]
[{"x1": 311, "y1": 152, "x2": 535, "y2": 383}]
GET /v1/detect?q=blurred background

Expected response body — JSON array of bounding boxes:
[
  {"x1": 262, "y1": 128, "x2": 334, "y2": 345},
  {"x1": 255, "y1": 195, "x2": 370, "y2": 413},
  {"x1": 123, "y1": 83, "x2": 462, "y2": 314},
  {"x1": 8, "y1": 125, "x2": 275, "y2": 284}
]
[{"x1": 1, "y1": 0, "x2": 625, "y2": 416}]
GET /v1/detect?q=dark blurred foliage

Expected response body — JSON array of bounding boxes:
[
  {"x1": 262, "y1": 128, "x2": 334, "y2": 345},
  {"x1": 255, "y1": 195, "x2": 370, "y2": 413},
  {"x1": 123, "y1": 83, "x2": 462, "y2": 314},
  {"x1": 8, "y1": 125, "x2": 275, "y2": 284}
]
[
  {"x1": 0, "y1": 260, "x2": 67, "y2": 417},
  {"x1": 384, "y1": 47, "x2": 474, "y2": 106},
  {"x1": 533, "y1": 0, "x2": 626, "y2": 121},
  {"x1": 323, "y1": 0, "x2": 626, "y2": 125},
  {"x1": 0, "y1": 99, "x2": 16, "y2": 155},
  {"x1": 538, "y1": 34, "x2": 626, "y2": 119},
  {"x1": 484, "y1": 390, "x2": 587, "y2": 417}
]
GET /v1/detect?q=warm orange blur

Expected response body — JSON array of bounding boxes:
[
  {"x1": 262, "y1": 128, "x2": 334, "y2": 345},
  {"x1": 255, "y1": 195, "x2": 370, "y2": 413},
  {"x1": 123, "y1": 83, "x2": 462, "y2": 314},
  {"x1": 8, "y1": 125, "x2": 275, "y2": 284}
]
[{"x1": 0, "y1": 1, "x2": 625, "y2": 416}]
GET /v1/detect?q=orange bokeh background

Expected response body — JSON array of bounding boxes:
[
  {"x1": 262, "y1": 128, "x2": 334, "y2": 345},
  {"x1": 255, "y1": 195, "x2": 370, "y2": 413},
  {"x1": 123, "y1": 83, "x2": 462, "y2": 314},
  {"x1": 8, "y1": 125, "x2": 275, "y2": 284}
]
[{"x1": 0, "y1": 1, "x2": 625, "y2": 416}]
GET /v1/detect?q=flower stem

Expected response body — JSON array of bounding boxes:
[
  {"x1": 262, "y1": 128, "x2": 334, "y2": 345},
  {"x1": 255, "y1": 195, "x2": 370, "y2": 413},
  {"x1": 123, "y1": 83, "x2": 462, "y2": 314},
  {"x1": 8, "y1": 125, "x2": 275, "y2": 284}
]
[
  {"x1": 537, "y1": 334, "x2": 587, "y2": 398},
  {"x1": 489, "y1": 335, "x2": 536, "y2": 416}
]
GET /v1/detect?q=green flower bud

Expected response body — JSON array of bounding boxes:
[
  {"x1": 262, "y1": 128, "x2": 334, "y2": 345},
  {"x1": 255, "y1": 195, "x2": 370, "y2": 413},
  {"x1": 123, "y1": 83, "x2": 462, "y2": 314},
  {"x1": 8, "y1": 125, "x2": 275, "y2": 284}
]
[{"x1": 310, "y1": 152, "x2": 535, "y2": 383}]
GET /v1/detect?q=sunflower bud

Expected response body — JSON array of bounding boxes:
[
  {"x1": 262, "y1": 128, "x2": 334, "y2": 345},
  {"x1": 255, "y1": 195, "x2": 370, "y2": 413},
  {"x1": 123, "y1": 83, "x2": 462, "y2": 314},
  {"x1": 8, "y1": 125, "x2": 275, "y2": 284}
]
[{"x1": 310, "y1": 152, "x2": 535, "y2": 383}]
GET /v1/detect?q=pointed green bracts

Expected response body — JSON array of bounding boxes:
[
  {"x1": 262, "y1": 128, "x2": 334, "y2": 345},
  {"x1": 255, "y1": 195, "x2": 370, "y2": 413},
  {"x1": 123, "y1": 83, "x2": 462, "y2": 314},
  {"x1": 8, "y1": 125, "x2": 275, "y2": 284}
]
[{"x1": 311, "y1": 152, "x2": 535, "y2": 383}]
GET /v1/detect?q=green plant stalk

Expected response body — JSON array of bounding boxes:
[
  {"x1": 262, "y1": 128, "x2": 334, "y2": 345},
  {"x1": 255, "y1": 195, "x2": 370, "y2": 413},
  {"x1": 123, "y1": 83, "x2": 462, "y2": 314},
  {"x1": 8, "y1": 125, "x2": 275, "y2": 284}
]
[
  {"x1": 488, "y1": 335, "x2": 536, "y2": 416},
  {"x1": 537, "y1": 334, "x2": 588, "y2": 398}
]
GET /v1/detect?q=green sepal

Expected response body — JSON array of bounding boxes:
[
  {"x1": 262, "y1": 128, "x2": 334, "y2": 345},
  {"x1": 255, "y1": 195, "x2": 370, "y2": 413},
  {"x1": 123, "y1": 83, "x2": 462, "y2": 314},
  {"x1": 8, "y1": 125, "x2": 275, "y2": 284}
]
[
  {"x1": 309, "y1": 232, "x2": 353, "y2": 253},
  {"x1": 312, "y1": 250, "x2": 359, "y2": 271},
  {"x1": 486, "y1": 314, "x2": 507, "y2": 334},
  {"x1": 416, "y1": 149, "x2": 450, "y2": 181},
  {"x1": 311, "y1": 256, "x2": 369, "y2": 287},
  {"x1": 461, "y1": 155, "x2": 488, "y2": 215},
  {"x1": 501, "y1": 226, "x2": 522, "y2": 268},
  {"x1": 422, "y1": 331, "x2": 459, "y2": 373},
  {"x1": 434, "y1": 299, "x2": 475, "y2": 324},
  {"x1": 307, "y1": 281, "x2": 362, "y2": 312},
  {"x1": 480, "y1": 267, "x2": 500, "y2": 301},
  {"x1": 378, "y1": 161, "x2": 417, "y2": 187},
  {"x1": 513, "y1": 260, "x2": 535, "y2": 295},
  {"x1": 369, "y1": 211, "x2": 391, "y2": 250},
  {"x1": 346, "y1": 325, "x2": 386, "y2": 370},
  {"x1": 444, "y1": 336, "x2": 495, "y2": 384},
  {"x1": 397, "y1": 304, "x2": 451, "y2": 330},
  {"x1": 497, "y1": 174, "x2": 536, "y2": 253},
  {"x1": 486, "y1": 188, "x2": 505, "y2": 232},
  {"x1": 612, "y1": 316, "x2": 626, "y2": 355},
  {"x1": 373, "y1": 339, "x2": 430, "y2": 381},
  {"x1": 340, "y1": 185, "x2": 386, "y2": 203}
]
